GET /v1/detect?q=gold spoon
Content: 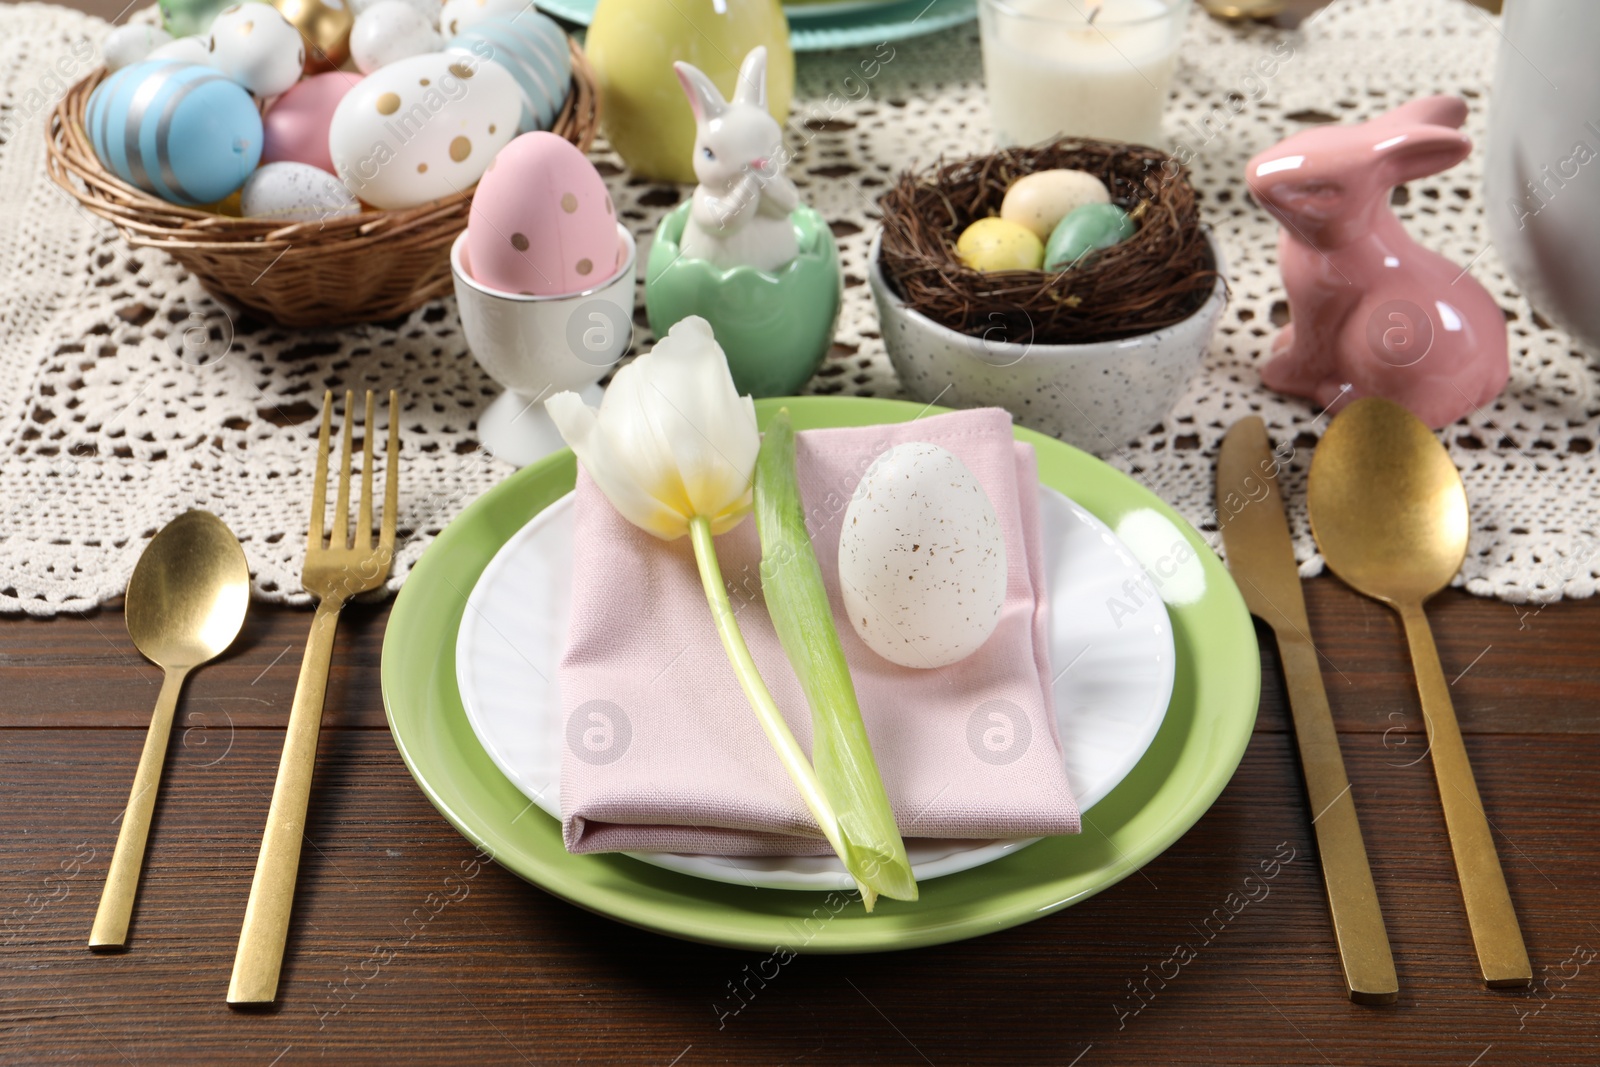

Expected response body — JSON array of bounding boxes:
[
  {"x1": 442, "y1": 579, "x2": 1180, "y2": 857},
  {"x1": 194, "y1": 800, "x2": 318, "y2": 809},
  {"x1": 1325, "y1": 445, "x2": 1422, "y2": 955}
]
[
  {"x1": 1308, "y1": 397, "x2": 1530, "y2": 988},
  {"x1": 89, "y1": 510, "x2": 249, "y2": 950}
]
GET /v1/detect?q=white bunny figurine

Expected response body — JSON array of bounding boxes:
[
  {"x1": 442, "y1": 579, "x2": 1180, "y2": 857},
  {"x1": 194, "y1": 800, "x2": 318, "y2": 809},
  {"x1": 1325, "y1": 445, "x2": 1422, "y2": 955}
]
[{"x1": 674, "y1": 47, "x2": 800, "y2": 274}]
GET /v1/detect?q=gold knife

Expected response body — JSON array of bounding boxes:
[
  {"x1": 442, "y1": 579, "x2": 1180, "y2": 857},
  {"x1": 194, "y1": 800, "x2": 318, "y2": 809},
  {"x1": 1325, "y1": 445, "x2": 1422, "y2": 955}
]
[{"x1": 1217, "y1": 417, "x2": 1399, "y2": 1005}]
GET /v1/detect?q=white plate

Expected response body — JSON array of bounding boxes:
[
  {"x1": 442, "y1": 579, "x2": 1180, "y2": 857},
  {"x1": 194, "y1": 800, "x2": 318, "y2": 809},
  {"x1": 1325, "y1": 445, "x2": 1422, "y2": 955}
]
[{"x1": 456, "y1": 486, "x2": 1175, "y2": 891}]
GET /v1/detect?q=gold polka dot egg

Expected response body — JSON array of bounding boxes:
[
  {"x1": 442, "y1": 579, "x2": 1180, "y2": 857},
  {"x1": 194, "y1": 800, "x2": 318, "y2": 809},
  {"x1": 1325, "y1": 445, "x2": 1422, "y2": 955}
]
[
  {"x1": 464, "y1": 131, "x2": 619, "y2": 296},
  {"x1": 327, "y1": 51, "x2": 519, "y2": 210},
  {"x1": 208, "y1": 2, "x2": 306, "y2": 97}
]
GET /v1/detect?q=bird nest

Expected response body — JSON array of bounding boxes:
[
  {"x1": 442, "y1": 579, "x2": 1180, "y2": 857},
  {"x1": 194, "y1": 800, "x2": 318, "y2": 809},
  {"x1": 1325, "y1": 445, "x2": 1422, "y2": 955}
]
[{"x1": 877, "y1": 139, "x2": 1222, "y2": 345}]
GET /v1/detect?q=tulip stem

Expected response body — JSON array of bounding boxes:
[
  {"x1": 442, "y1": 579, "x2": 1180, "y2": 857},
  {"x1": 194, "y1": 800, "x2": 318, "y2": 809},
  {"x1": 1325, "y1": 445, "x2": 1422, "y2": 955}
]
[{"x1": 688, "y1": 516, "x2": 859, "y2": 890}]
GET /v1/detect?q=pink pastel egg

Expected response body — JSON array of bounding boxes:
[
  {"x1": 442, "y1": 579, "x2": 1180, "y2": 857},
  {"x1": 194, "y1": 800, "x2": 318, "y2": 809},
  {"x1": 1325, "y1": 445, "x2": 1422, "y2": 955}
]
[
  {"x1": 467, "y1": 131, "x2": 619, "y2": 297},
  {"x1": 262, "y1": 71, "x2": 362, "y2": 175}
]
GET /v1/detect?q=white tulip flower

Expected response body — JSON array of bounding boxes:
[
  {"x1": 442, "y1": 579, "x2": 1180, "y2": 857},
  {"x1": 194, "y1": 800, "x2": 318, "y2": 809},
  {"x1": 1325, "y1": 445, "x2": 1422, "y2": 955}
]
[{"x1": 545, "y1": 316, "x2": 760, "y2": 540}]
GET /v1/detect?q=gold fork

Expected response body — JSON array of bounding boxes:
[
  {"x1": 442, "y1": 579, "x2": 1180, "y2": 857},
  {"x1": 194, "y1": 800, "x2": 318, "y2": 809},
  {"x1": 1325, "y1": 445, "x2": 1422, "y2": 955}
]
[{"x1": 228, "y1": 390, "x2": 399, "y2": 1005}]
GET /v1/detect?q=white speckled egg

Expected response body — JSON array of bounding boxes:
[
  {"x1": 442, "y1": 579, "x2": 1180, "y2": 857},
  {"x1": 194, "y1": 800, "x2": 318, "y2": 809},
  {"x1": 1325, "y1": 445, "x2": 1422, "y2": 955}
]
[
  {"x1": 149, "y1": 35, "x2": 215, "y2": 67},
  {"x1": 328, "y1": 50, "x2": 519, "y2": 209},
  {"x1": 1000, "y1": 169, "x2": 1112, "y2": 242},
  {"x1": 350, "y1": 0, "x2": 442, "y2": 74},
  {"x1": 837, "y1": 442, "x2": 1008, "y2": 669},
  {"x1": 439, "y1": 0, "x2": 525, "y2": 38},
  {"x1": 240, "y1": 161, "x2": 360, "y2": 222},
  {"x1": 208, "y1": 3, "x2": 305, "y2": 97},
  {"x1": 105, "y1": 25, "x2": 174, "y2": 71}
]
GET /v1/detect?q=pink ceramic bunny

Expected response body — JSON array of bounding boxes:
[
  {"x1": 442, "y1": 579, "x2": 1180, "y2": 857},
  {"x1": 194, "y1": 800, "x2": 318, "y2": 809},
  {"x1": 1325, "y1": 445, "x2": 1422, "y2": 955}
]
[
  {"x1": 1246, "y1": 95, "x2": 1509, "y2": 428},
  {"x1": 674, "y1": 46, "x2": 799, "y2": 273}
]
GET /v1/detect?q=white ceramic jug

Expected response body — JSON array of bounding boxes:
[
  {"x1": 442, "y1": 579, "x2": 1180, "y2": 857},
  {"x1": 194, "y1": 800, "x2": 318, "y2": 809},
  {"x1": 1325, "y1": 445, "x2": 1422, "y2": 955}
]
[{"x1": 1484, "y1": 0, "x2": 1600, "y2": 351}]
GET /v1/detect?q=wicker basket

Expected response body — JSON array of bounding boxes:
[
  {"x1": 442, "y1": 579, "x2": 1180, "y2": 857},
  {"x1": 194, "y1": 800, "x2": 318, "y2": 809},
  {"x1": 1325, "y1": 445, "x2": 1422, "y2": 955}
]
[{"x1": 45, "y1": 40, "x2": 600, "y2": 328}]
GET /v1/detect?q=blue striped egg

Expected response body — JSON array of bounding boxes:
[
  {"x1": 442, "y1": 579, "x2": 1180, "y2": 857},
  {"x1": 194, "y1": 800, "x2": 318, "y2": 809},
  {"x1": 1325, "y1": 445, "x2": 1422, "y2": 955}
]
[
  {"x1": 86, "y1": 60, "x2": 263, "y2": 207},
  {"x1": 445, "y1": 14, "x2": 571, "y2": 134}
]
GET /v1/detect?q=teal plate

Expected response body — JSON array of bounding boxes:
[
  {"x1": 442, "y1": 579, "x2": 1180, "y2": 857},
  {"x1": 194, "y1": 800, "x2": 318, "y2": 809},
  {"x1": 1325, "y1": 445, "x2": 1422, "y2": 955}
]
[
  {"x1": 540, "y1": 0, "x2": 978, "y2": 52},
  {"x1": 381, "y1": 397, "x2": 1260, "y2": 953}
]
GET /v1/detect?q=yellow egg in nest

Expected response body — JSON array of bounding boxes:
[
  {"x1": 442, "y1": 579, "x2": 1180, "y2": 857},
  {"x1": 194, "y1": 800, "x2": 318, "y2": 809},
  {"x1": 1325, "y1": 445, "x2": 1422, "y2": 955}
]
[{"x1": 955, "y1": 217, "x2": 1044, "y2": 273}]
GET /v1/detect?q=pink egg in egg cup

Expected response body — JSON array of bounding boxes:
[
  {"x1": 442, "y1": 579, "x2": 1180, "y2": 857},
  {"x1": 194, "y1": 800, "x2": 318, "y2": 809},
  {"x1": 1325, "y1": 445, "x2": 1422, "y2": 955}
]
[{"x1": 450, "y1": 225, "x2": 637, "y2": 466}]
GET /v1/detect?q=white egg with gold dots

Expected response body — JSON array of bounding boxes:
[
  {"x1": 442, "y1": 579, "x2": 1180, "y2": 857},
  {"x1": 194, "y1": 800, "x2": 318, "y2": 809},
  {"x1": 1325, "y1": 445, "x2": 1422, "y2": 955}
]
[
  {"x1": 208, "y1": 2, "x2": 306, "y2": 97},
  {"x1": 327, "y1": 50, "x2": 520, "y2": 210}
]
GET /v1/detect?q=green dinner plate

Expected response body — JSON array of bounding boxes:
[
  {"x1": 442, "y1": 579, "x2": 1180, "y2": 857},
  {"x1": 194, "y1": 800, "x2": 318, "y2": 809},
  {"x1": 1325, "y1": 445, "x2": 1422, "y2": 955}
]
[{"x1": 381, "y1": 397, "x2": 1260, "y2": 953}]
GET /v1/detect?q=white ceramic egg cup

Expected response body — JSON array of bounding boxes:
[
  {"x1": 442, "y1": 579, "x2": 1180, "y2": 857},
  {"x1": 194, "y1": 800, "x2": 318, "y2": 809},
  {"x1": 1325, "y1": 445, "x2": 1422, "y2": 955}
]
[{"x1": 451, "y1": 225, "x2": 637, "y2": 466}]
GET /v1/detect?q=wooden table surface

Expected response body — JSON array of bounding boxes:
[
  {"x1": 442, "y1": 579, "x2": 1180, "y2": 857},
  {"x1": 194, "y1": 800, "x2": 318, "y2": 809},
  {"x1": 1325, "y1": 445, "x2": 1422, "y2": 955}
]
[
  {"x1": 5, "y1": 578, "x2": 1597, "y2": 1066},
  {"x1": 4, "y1": 0, "x2": 1585, "y2": 1063}
]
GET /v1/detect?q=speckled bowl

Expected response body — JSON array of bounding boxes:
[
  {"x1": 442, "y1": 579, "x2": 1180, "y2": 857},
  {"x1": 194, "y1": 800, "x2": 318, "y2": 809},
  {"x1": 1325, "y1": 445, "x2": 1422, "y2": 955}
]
[{"x1": 869, "y1": 231, "x2": 1227, "y2": 456}]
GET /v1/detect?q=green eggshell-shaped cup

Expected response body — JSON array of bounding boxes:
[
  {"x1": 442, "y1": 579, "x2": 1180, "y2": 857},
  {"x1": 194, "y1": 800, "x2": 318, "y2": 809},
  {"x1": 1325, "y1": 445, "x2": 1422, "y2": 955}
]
[{"x1": 646, "y1": 202, "x2": 843, "y2": 397}]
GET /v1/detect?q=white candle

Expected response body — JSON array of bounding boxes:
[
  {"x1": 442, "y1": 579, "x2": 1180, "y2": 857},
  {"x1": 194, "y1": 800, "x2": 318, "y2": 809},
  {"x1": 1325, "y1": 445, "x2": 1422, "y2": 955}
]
[{"x1": 980, "y1": 0, "x2": 1188, "y2": 148}]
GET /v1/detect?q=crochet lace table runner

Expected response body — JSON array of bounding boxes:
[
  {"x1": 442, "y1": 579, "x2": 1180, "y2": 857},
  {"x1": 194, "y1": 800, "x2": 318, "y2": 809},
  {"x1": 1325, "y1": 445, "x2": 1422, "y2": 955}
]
[{"x1": 2, "y1": 0, "x2": 1596, "y2": 615}]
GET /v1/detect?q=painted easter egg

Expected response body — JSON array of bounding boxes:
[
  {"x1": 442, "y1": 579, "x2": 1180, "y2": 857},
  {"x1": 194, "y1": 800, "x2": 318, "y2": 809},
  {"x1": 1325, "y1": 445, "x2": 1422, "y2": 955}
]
[
  {"x1": 149, "y1": 35, "x2": 215, "y2": 66},
  {"x1": 466, "y1": 131, "x2": 619, "y2": 295},
  {"x1": 105, "y1": 25, "x2": 174, "y2": 72},
  {"x1": 158, "y1": 0, "x2": 233, "y2": 37},
  {"x1": 955, "y1": 217, "x2": 1044, "y2": 273},
  {"x1": 1043, "y1": 203, "x2": 1135, "y2": 271},
  {"x1": 86, "y1": 60, "x2": 263, "y2": 206},
  {"x1": 351, "y1": 0, "x2": 437, "y2": 16},
  {"x1": 241, "y1": 161, "x2": 361, "y2": 222},
  {"x1": 837, "y1": 442, "x2": 1008, "y2": 669},
  {"x1": 270, "y1": 0, "x2": 355, "y2": 71},
  {"x1": 263, "y1": 70, "x2": 360, "y2": 172},
  {"x1": 328, "y1": 51, "x2": 519, "y2": 209},
  {"x1": 439, "y1": 0, "x2": 524, "y2": 38},
  {"x1": 349, "y1": 0, "x2": 442, "y2": 74},
  {"x1": 207, "y1": 189, "x2": 245, "y2": 215},
  {"x1": 999, "y1": 169, "x2": 1111, "y2": 242},
  {"x1": 445, "y1": 13, "x2": 570, "y2": 133},
  {"x1": 209, "y1": 3, "x2": 306, "y2": 97}
]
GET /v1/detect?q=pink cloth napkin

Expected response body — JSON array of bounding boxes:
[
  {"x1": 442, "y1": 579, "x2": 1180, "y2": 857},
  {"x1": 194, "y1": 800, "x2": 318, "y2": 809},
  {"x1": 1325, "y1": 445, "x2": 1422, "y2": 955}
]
[{"x1": 558, "y1": 408, "x2": 1080, "y2": 856}]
